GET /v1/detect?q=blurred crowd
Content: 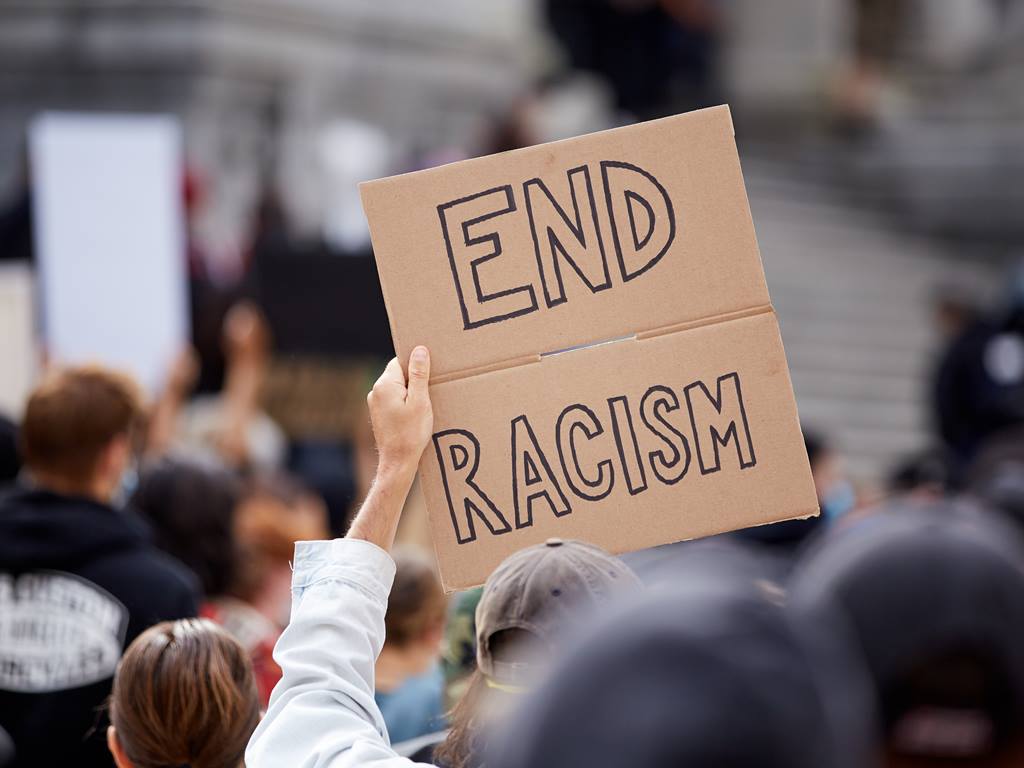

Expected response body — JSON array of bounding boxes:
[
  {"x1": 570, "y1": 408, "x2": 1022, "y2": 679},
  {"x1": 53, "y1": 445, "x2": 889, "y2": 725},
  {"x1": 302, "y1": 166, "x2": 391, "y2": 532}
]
[
  {"x1": 6, "y1": 299, "x2": 1024, "y2": 767},
  {"x1": 2, "y1": 0, "x2": 1024, "y2": 767}
]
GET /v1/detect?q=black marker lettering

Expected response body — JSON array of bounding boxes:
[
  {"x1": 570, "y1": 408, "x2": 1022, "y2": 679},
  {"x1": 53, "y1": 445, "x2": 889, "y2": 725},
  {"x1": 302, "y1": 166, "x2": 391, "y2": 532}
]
[
  {"x1": 600, "y1": 160, "x2": 676, "y2": 282},
  {"x1": 438, "y1": 187, "x2": 538, "y2": 330},
  {"x1": 433, "y1": 429, "x2": 512, "y2": 544},
  {"x1": 684, "y1": 373, "x2": 756, "y2": 475},
  {"x1": 524, "y1": 165, "x2": 611, "y2": 308},
  {"x1": 639, "y1": 385, "x2": 691, "y2": 485},
  {"x1": 607, "y1": 395, "x2": 647, "y2": 495},
  {"x1": 511, "y1": 414, "x2": 571, "y2": 529},
  {"x1": 555, "y1": 404, "x2": 615, "y2": 501}
]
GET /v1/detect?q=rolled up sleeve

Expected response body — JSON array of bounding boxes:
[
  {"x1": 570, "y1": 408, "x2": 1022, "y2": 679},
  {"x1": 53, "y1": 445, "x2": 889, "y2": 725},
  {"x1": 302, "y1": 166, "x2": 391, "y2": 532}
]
[{"x1": 245, "y1": 538, "x2": 434, "y2": 768}]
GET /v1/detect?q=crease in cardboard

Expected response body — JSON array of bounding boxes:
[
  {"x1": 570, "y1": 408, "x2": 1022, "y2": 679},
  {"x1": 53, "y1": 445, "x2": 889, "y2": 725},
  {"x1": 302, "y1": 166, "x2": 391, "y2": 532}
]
[
  {"x1": 540, "y1": 333, "x2": 636, "y2": 359},
  {"x1": 634, "y1": 303, "x2": 774, "y2": 341},
  {"x1": 429, "y1": 303, "x2": 776, "y2": 385},
  {"x1": 432, "y1": 353, "x2": 542, "y2": 385}
]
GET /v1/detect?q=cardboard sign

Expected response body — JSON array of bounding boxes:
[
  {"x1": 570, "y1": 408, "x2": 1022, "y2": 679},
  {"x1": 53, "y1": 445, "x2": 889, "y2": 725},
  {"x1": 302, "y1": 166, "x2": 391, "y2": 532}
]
[
  {"x1": 30, "y1": 113, "x2": 188, "y2": 394},
  {"x1": 361, "y1": 105, "x2": 817, "y2": 590}
]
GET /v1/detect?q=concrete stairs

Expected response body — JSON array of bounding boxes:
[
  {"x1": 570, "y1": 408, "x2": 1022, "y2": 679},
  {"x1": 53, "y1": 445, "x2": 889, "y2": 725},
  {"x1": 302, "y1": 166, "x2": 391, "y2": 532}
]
[{"x1": 741, "y1": 153, "x2": 997, "y2": 482}]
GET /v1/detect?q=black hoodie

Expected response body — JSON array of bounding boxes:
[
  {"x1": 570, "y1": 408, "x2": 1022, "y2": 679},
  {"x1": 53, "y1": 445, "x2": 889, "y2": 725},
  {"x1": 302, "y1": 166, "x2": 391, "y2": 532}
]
[{"x1": 0, "y1": 486, "x2": 200, "y2": 768}]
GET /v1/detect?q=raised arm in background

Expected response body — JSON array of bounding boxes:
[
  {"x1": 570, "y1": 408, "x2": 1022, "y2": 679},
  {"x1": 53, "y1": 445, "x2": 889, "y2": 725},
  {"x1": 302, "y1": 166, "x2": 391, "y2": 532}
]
[
  {"x1": 246, "y1": 346, "x2": 436, "y2": 768},
  {"x1": 145, "y1": 347, "x2": 198, "y2": 458},
  {"x1": 216, "y1": 302, "x2": 271, "y2": 468}
]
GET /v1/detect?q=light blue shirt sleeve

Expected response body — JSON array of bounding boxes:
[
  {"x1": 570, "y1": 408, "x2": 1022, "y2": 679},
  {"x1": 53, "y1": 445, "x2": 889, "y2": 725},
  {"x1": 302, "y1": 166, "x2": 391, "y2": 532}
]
[{"x1": 245, "y1": 538, "x2": 437, "y2": 768}]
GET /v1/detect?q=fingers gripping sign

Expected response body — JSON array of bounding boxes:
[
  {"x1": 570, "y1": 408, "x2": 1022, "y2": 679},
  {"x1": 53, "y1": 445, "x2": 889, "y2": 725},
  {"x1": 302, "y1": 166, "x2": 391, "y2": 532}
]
[{"x1": 368, "y1": 346, "x2": 434, "y2": 474}]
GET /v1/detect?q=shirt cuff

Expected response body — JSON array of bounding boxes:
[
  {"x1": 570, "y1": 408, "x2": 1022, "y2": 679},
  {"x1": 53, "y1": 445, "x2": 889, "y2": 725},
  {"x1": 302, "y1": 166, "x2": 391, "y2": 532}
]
[{"x1": 291, "y1": 538, "x2": 397, "y2": 603}]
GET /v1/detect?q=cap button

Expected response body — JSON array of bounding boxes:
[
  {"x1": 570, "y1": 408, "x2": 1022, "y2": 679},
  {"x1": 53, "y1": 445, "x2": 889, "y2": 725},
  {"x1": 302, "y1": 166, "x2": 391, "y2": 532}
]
[{"x1": 545, "y1": 538, "x2": 564, "y2": 547}]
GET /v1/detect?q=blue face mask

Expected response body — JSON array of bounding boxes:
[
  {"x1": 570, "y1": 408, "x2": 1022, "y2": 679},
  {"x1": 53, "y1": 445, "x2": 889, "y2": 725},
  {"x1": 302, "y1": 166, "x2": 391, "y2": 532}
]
[
  {"x1": 821, "y1": 480, "x2": 855, "y2": 522},
  {"x1": 113, "y1": 462, "x2": 139, "y2": 509}
]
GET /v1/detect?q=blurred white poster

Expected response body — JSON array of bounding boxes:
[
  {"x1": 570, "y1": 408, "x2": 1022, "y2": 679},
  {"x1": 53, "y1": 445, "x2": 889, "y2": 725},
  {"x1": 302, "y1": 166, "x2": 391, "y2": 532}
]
[
  {"x1": 30, "y1": 113, "x2": 187, "y2": 394},
  {"x1": 0, "y1": 264, "x2": 36, "y2": 418},
  {"x1": 320, "y1": 119, "x2": 391, "y2": 253}
]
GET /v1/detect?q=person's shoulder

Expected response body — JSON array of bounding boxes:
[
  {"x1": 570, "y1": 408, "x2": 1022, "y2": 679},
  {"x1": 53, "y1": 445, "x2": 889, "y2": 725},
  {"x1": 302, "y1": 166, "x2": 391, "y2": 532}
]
[
  {"x1": 143, "y1": 547, "x2": 202, "y2": 594},
  {"x1": 90, "y1": 543, "x2": 200, "y2": 603},
  {"x1": 387, "y1": 667, "x2": 446, "y2": 714}
]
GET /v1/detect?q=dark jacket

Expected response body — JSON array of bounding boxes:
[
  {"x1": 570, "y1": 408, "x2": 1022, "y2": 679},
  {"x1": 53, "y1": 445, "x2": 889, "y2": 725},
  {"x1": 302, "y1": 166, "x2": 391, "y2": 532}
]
[{"x1": 0, "y1": 486, "x2": 200, "y2": 768}]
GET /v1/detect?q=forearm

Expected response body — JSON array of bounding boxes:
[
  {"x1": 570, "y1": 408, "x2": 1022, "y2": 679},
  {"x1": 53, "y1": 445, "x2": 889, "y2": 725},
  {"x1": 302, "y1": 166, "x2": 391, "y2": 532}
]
[
  {"x1": 347, "y1": 463, "x2": 418, "y2": 551},
  {"x1": 353, "y1": 345, "x2": 432, "y2": 551}
]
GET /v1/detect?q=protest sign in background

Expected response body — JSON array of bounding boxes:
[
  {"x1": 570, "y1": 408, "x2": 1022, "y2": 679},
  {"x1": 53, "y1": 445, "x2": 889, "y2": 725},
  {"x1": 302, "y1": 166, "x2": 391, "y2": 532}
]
[{"x1": 31, "y1": 113, "x2": 187, "y2": 394}]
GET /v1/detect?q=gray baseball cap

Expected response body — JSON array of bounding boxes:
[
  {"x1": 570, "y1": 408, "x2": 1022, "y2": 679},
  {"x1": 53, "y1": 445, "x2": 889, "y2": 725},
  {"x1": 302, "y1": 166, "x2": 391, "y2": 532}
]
[{"x1": 475, "y1": 538, "x2": 641, "y2": 688}]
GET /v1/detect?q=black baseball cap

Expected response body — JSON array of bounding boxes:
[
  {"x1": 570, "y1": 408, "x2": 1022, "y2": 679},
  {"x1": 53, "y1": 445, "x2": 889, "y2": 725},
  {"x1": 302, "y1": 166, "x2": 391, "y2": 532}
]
[
  {"x1": 487, "y1": 579, "x2": 871, "y2": 768},
  {"x1": 790, "y1": 501, "x2": 1024, "y2": 759}
]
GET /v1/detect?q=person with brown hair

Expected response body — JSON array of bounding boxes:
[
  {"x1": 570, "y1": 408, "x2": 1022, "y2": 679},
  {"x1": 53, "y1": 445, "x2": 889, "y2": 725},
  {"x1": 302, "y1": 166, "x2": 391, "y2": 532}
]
[
  {"x1": 375, "y1": 549, "x2": 448, "y2": 745},
  {"x1": 207, "y1": 472, "x2": 329, "y2": 706},
  {"x1": 0, "y1": 366, "x2": 199, "y2": 768},
  {"x1": 18, "y1": 364, "x2": 145, "y2": 498},
  {"x1": 107, "y1": 618, "x2": 260, "y2": 768}
]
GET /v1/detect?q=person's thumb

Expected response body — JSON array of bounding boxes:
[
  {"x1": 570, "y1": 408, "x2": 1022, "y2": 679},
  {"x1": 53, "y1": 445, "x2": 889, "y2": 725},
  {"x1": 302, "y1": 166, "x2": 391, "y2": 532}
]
[{"x1": 407, "y1": 346, "x2": 430, "y2": 402}]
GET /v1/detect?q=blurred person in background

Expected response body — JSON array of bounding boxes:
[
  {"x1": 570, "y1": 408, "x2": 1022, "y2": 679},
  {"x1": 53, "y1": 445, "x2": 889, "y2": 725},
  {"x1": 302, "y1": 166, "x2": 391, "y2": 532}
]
[
  {"x1": 832, "y1": 0, "x2": 910, "y2": 134},
  {"x1": 934, "y1": 284, "x2": 982, "y2": 346},
  {"x1": 107, "y1": 618, "x2": 260, "y2": 768},
  {"x1": 132, "y1": 457, "x2": 242, "y2": 602},
  {"x1": 0, "y1": 416, "x2": 19, "y2": 486},
  {"x1": 804, "y1": 429, "x2": 857, "y2": 525},
  {"x1": 148, "y1": 301, "x2": 286, "y2": 471},
  {"x1": 246, "y1": 348, "x2": 641, "y2": 767},
  {"x1": 221, "y1": 471, "x2": 329, "y2": 704},
  {"x1": 376, "y1": 549, "x2": 448, "y2": 745},
  {"x1": 0, "y1": 149, "x2": 32, "y2": 265},
  {"x1": 0, "y1": 727, "x2": 11, "y2": 768},
  {"x1": 966, "y1": 425, "x2": 1024, "y2": 535},
  {"x1": 933, "y1": 264, "x2": 1024, "y2": 471},
  {"x1": 732, "y1": 429, "x2": 851, "y2": 573},
  {"x1": 133, "y1": 459, "x2": 328, "y2": 707},
  {"x1": 887, "y1": 447, "x2": 951, "y2": 501},
  {"x1": 441, "y1": 587, "x2": 483, "y2": 707},
  {"x1": 790, "y1": 502, "x2": 1024, "y2": 767},
  {"x1": 544, "y1": 0, "x2": 721, "y2": 118},
  {"x1": 0, "y1": 367, "x2": 199, "y2": 768},
  {"x1": 488, "y1": 579, "x2": 874, "y2": 768}
]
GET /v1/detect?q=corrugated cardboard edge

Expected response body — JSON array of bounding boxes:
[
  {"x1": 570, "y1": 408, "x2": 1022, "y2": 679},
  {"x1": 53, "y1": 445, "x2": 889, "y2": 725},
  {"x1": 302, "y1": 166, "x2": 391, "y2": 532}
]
[
  {"x1": 363, "y1": 204, "x2": 406, "y2": 365},
  {"x1": 439, "y1": 509, "x2": 821, "y2": 593}
]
